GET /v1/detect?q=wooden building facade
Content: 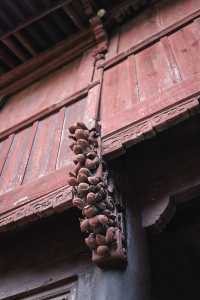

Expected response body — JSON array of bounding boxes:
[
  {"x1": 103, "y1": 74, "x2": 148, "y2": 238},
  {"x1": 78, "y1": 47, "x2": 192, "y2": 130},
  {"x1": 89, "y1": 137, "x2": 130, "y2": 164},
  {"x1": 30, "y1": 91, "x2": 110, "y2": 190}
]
[{"x1": 0, "y1": 0, "x2": 200, "y2": 299}]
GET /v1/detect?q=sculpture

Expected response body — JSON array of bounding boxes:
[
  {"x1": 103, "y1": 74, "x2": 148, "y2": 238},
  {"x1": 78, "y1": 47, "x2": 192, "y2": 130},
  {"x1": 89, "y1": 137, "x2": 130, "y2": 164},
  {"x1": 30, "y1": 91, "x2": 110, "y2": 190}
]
[{"x1": 68, "y1": 122, "x2": 127, "y2": 268}]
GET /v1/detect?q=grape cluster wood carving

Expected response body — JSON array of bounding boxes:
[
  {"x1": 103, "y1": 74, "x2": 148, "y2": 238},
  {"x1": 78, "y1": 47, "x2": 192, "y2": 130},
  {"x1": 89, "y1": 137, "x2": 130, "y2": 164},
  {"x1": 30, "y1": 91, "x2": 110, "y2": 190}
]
[{"x1": 68, "y1": 122, "x2": 127, "y2": 268}]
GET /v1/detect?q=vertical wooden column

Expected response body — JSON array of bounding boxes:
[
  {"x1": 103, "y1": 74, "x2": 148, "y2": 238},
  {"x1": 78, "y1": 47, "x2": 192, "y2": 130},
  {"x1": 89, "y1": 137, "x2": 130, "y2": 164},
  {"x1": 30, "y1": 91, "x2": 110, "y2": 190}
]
[{"x1": 89, "y1": 164, "x2": 150, "y2": 300}]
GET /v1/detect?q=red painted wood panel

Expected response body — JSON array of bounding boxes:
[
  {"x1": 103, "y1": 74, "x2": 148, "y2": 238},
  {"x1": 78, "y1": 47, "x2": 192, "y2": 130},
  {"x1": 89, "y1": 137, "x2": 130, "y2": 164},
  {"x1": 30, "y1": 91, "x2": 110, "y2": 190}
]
[
  {"x1": 0, "y1": 124, "x2": 37, "y2": 195},
  {"x1": 0, "y1": 96, "x2": 88, "y2": 195},
  {"x1": 106, "y1": 0, "x2": 200, "y2": 60},
  {"x1": 0, "y1": 50, "x2": 94, "y2": 136},
  {"x1": 56, "y1": 98, "x2": 87, "y2": 169},
  {"x1": 101, "y1": 55, "x2": 139, "y2": 121},
  {"x1": 22, "y1": 111, "x2": 63, "y2": 184},
  {"x1": 135, "y1": 39, "x2": 180, "y2": 102},
  {"x1": 169, "y1": 21, "x2": 200, "y2": 80},
  {"x1": 0, "y1": 135, "x2": 14, "y2": 175},
  {"x1": 102, "y1": 20, "x2": 200, "y2": 137}
]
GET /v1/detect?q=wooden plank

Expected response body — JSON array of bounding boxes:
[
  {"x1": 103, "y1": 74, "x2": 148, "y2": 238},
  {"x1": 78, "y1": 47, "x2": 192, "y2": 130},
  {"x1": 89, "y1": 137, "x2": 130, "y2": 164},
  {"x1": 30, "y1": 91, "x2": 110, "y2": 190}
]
[
  {"x1": 45, "y1": 108, "x2": 65, "y2": 173},
  {"x1": 104, "y1": 0, "x2": 200, "y2": 70},
  {"x1": 0, "y1": 53, "x2": 93, "y2": 136},
  {"x1": 75, "y1": 49, "x2": 95, "y2": 91},
  {"x1": 169, "y1": 22, "x2": 200, "y2": 80},
  {"x1": 158, "y1": 0, "x2": 200, "y2": 28},
  {"x1": 102, "y1": 71, "x2": 200, "y2": 137},
  {"x1": 0, "y1": 82, "x2": 98, "y2": 143},
  {"x1": 23, "y1": 112, "x2": 63, "y2": 184},
  {"x1": 14, "y1": 32, "x2": 36, "y2": 56},
  {"x1": 0, "y1": 135, "x2": 14, "y2": 175},
  {"x1": 101, "y1": 55, "x2": 140, "y2": 123},
  {"x1": 1, "y1": 38, "x2": 27, "y2": 62},
  {"x1": 0, "y1": 29, "x2": 94, "y2": 95},
  {"x1": 135, "y1": 40, "x2": 177, "y2": 102},
  {"x1": 0, "y1": 123, "x2": 38, "y2": 195},
  {"x1": 0, "y1": 166, "x2": 72, "y2": 216},
  {"x1": 106, "y1": 32, "x2": 120, "y2": 61},
  {"x1": 118, "y1": 5, "x2": 161, "y2": 54},
  {"x1": 56, "y1": 98, "x2": 87, "y2": 169}
]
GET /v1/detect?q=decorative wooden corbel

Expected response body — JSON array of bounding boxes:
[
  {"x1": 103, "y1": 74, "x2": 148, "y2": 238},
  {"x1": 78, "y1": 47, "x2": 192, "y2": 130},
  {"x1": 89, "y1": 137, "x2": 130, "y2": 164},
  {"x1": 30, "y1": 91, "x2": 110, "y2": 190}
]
[{"x1": 68, "y1": 122, "x2": 127, "y2": 268}]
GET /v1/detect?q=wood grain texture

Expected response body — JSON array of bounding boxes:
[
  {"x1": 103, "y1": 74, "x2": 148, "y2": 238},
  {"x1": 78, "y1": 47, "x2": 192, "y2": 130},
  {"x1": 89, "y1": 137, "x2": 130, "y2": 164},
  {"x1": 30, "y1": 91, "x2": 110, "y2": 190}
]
[
  {"x1": 0, "y1": 124, "x2": 37, "y2": 195},
  {"x1": 106, "y1": 0, "x2": 200, "y2": 61},
  {"x1": 0, "y1": 49, "x2": 94, "y2": 136},
  {"x1": 56, "y1": 98, "x2": 87, "y2": 169}
]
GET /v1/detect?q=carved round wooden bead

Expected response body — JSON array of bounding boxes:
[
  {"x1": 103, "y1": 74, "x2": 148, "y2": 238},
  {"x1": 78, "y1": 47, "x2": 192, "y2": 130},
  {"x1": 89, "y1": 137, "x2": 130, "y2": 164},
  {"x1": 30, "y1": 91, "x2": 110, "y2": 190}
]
[
  {"x1": 73, "y1": 198, "x2": 84, "y2": 209},
  {"x1": 80, "y1": 219, "x2": 90, "y2": 232},
  {"x1": 96, "y1": 234, "x2": 107, "y2": 246},
  {"x1": 103, "y1": 209, "x2": 112, "y2": 217},
  {"x1": 88, "y1": 176, "x2": 101, "y2": 185},
  {"x1": 85, "y1": 234, "x2": 96, "y2": 249},
  {"x1": 96, "y1": 245, "x2": 110, "y2": 257},
  {"x1": 68, "y1": 177, "x2": 78, "y2": 186},
  {"x1": 105, "y1": 227, "x2": 116, "y2": 244},
  {"x1": 76, "y1": 122, "x2": 88, "y2": 130},
  {"x1": 88, "y1": 216, "x2": 99, "y2": 228},
  {"x1": 74, "y1": 154, "x2": 85, "y2": 164},
  {"x1": 85, "y1": 158, "x2": 99, "y2": 170},
  {"x1": 97, "y1": 214, "x2": 109, "y2": 225},
  {"x1": 77, "y1": 182, "x2": 90, "y2": 196},
  {"x1": 77, "y1": 173, "x2": 88, "y2": 184},
  {"x1": 89, "y1": 185, "x2": 97, "y2": 193},
  {"x1": 75, "y1": 129, "x2": 88, "y2": 140},
  {"x1": 77, "y1": 139, "x2": 89, "y2": 150},
  {"x1": 86, "y1": 192, "x2": 96, "y2": 204},
  {"x1": 96, "y1": 202, "x2": 107, "y2": 210},
  {"x1": 83, "y1": 205, "x2": 99, "y2": 218},
  {"x1": 87, "y1": 151, "x2": 97, "y2": 159},
  {"x1": 69, "y1": 125, "x2": 77, "y2": 134},
  {"x1": 73, "y1": 145, "x2": 83, "y2": 154},
  {"x1": 79, "y1": 167, "x2": 90, "y2": 177}
]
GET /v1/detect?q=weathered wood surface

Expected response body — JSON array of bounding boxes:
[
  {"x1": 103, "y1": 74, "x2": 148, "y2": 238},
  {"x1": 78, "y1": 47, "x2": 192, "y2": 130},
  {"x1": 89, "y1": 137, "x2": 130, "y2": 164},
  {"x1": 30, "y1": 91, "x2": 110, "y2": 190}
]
[
  {"x1": 101, "y1": 0, "x2": 200, "y2": 154},
  {"x1": 0, "y1": 0, "x2": 200, "y2": 231},
  {"x1": 0, "y1": 48, "x2": 95, "y2": 137}
]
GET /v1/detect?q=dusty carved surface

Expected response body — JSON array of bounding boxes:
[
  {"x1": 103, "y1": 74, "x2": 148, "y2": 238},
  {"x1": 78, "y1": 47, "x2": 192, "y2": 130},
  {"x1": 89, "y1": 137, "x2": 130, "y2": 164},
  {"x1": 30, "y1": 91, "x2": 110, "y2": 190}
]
[{"x1": 68, "y1": 122, "x2": 127, "y2": 268}]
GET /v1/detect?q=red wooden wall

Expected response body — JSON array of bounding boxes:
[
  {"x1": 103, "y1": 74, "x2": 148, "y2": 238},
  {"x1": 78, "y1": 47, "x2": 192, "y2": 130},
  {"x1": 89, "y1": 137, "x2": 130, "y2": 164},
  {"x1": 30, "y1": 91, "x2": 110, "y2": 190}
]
[
  {"x1": 0, "y1": 0, "x2": 199, "y2": 229},
  {"x1": 102, "y1": 0, "x2": 200, "y2": 156}
]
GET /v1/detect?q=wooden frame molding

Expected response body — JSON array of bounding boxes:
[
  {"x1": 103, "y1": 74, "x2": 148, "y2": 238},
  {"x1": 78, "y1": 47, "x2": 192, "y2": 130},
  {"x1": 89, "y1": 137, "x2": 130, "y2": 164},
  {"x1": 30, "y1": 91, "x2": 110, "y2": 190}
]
[
  {"x1": 102, "y1": 97, "x2": 200, "y2": 158},
  {"x1": 0, "y1": 81, "x2": 99, "y2": 141},
  {"x1": 68, "y1": 122, "x2": 127, "y2": 268},
  {"x1": 104, "y1": 2, "x2": 200, "y2": 71}
]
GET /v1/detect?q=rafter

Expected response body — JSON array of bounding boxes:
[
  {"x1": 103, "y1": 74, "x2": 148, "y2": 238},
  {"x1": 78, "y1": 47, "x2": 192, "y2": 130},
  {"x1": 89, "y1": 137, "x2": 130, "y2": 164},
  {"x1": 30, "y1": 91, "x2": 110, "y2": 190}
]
[
  {"x1": 63, "y1": 4, "x2": 84, "y2": 30},
  {"x1": 14, "y1": 32, "x2": 36, "y2": 56},
  {"x1": 2, "y1": 37, "x2": 27, "y2": 62},
  {"x1": 0, "y1": 0, "x2": 72, "y2": 41}
]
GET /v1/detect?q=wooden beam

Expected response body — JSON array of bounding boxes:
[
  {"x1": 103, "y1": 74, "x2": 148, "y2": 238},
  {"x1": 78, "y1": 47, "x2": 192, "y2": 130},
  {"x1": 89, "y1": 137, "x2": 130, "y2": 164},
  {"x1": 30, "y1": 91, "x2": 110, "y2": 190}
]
[
  {"x1": 0, "y1": 29, "x2": 94, "y2": 95},
  {"x1": 14, "y1": 32, "x2": 36, "y2": 56},
  {"x1": 0, "y1": 48, "x2": 16, "y2": 69},
  {"x1": 2, "y1": 38, "x2": 27, "y2": 62},
  {"x1": 0, "y1": 0, "x2": 73, "y2": 41},
  {"x1": 63, "y1": 4, "x2": 84, "y2": 30},
  {"x1": 50, "y1": 13, "x2": 68, "y2": 36}
]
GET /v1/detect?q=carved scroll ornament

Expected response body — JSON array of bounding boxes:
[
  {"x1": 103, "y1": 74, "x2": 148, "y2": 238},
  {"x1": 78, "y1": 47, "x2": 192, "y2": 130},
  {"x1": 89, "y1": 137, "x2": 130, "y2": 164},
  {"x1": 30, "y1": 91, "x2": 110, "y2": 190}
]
[{"x1": 68, "y1": 122, "x2": 127, "y2": 268}]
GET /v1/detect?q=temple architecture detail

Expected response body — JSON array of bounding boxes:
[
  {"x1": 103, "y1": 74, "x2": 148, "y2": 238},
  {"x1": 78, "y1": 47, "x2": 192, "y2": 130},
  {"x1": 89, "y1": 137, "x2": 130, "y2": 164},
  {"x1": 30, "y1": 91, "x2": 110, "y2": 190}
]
[{"x1": 68, "y1": 122, "x2": 127, "y2": 268}]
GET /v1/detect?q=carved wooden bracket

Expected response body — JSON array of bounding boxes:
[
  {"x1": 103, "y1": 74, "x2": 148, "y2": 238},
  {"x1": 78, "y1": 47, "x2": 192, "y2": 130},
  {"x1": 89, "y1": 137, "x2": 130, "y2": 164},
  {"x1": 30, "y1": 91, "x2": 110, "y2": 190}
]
[{"x1": 68, "y1": 122, "x2": 127, "y2": 268}]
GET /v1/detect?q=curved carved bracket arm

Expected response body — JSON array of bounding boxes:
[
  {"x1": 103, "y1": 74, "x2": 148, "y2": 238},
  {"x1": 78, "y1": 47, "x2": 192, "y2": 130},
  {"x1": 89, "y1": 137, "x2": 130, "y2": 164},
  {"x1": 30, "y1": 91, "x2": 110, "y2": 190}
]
[{"x1": 68, "y1": 122, "x2": 127, "y2": 268}]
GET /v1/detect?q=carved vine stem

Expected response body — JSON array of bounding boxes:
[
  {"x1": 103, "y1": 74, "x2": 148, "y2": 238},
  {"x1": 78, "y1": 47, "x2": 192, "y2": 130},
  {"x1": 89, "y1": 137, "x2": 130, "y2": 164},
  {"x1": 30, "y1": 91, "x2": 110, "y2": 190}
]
[{"x1": 68, "y1": 122, "x2": 127, "y2": 268}]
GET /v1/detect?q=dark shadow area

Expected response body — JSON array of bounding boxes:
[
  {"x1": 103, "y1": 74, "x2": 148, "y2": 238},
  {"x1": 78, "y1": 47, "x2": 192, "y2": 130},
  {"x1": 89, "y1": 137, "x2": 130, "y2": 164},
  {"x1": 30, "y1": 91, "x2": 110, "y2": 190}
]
[{"x1": 148, "y1": 197, "x2": 200, "y2": 300}]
